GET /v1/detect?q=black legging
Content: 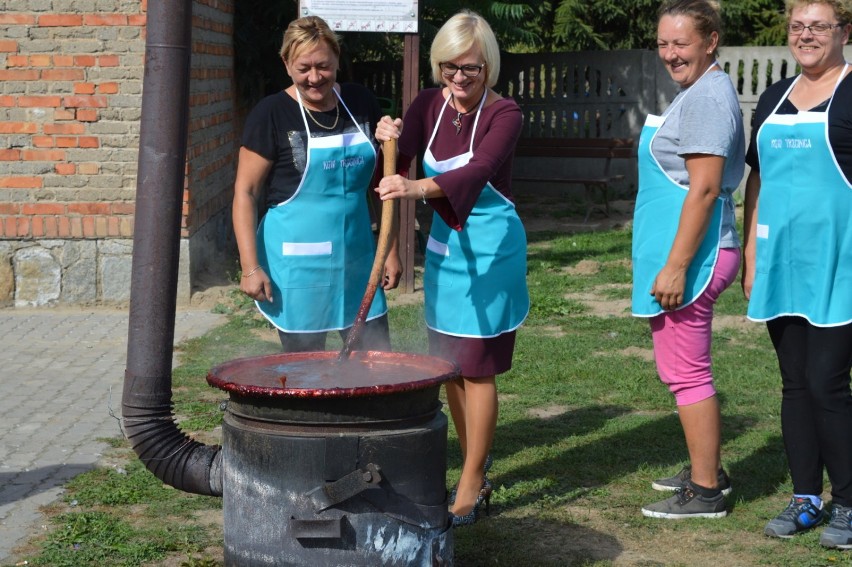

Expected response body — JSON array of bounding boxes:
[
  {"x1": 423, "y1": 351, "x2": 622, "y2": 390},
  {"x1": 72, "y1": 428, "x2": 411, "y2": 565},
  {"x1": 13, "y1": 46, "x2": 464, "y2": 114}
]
[
  {"x1": 767, "y1": 316, "x2": 852, "y2": 506},
  {"x1": 277, "y1": 314, "x2": 391, "y2": 353}
]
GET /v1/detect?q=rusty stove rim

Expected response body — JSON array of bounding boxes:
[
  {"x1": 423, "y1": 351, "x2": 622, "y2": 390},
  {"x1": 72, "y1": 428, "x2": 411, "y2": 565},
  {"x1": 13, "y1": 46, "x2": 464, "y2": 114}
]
[{"x1": 206, "y1": 350, "x2": 459, "y2": 399}]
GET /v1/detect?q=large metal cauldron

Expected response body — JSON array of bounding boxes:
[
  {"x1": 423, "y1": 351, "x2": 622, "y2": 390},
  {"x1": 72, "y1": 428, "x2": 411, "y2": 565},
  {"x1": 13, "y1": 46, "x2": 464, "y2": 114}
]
[{"x1": 207, "y1": 350, "x2": 459, "y2": 567}]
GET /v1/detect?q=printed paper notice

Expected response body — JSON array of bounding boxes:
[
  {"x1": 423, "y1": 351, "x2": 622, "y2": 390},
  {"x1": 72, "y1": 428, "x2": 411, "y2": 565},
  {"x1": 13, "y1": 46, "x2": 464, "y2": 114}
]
[{"x1": 299, "y1": 0, "x2": 418, "y2": 33}]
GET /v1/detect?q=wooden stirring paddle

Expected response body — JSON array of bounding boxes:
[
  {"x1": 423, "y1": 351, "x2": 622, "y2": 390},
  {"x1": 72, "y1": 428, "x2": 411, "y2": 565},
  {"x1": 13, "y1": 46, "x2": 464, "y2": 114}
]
[{"x1": 338, "y1": 138, "x2": 398, "y2": 361}]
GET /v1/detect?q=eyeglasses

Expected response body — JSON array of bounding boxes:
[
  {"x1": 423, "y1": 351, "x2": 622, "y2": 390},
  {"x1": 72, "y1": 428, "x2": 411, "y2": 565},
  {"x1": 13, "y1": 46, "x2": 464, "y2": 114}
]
[
  {"x1": 439, "y1": 62, "x2": 485, "y2": 78},
  {"x1": 787, "y1": 22, "x2": 843, "y2": 35}
]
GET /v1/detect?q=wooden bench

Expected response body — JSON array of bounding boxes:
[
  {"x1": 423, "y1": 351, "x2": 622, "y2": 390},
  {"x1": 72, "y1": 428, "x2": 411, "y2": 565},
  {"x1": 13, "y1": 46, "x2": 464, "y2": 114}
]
[{"x1": 513, "y1": 137, "x2": 635, "y2": 223}]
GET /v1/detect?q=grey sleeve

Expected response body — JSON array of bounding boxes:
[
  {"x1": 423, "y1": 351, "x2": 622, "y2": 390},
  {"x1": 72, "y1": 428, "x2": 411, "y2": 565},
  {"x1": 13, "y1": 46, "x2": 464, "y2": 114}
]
[{"x1": 678, "y1": 90, "x2": 739, "y2": 159}]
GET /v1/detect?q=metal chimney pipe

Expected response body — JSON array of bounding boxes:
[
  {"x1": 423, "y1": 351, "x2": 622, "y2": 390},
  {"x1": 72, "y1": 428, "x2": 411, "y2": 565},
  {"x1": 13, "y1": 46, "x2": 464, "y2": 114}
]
[{"x1": 122, "y1": 0, "x2": 222, "y2": 496}]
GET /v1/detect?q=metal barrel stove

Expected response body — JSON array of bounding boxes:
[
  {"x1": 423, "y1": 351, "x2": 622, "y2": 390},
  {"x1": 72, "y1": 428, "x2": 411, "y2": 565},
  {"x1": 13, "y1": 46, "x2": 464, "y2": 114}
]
[{"x1": 207, "y1": 350, "x2": 458, "y2": 566}]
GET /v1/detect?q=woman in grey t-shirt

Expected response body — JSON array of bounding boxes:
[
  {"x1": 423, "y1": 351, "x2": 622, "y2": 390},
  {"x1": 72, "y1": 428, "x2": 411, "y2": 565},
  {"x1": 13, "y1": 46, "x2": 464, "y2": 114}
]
[{"x1": 631, "y1": 0, "x2": 745, "y2": 519}]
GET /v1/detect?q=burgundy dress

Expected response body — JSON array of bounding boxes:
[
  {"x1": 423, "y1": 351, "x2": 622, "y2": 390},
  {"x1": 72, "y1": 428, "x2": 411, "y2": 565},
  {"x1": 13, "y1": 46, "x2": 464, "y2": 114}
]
[{"x1": 397, "y1": 88, "x2": 524, "y2": 377}]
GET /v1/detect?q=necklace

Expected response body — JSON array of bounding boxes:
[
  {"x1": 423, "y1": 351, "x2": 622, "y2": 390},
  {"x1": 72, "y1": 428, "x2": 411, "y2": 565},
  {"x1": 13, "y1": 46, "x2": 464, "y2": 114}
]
[
  {"x1": 449, "y1": 93, "x2": 484, "y2": 135},
  {"x1": 304, "y1": 102, "x2": 340, "y2": 131}
]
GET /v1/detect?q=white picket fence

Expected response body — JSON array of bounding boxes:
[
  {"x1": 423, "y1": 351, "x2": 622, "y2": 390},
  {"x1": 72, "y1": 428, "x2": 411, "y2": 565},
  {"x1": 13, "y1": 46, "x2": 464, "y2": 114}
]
[
  {"x1": 499, "y1": 46, "x2": 849, "y2": 142},
  {"x1": 357, "y1": 46, "x2": 852, "y2": 195},
  {"x1": 493, "y1": 46, "x2": 852, "y2": 195}
]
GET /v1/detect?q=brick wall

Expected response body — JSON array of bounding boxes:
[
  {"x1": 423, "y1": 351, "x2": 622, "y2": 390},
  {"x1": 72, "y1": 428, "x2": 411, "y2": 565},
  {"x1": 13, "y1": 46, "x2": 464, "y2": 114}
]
[
  {"x1": 186, "y1": 0, "x2": 237, "y2": 286},
  {"x1": 0, "y1": 0, "x2": 238, "y2": 307}
]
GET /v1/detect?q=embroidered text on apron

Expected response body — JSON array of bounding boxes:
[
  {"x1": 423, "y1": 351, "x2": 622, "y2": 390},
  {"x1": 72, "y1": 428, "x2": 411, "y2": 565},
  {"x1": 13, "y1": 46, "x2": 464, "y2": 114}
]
[
  {"x1": 632, "y1": 65, "x2": 726, "y2": 317},
  {"x1": 422, "y1": 92, "x2": 530, "y2": 337},
  {"x1": 748, "y1": 65, "x2": 852, "y2": 327},
  {"x1": 255, "y1": 88, "x2": 387, "y2": 332}
]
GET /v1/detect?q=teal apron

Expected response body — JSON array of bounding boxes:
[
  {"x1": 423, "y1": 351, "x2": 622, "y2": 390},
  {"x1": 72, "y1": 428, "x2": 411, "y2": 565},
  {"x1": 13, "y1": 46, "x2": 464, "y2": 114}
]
[
  {"x1": 632, "y1": 65, "x2": 725, "y2": 317},
  {"x1": 255, "y1": 88, "x2": 387, "y2": 332},
  {"x1": 748, "y1": 65, "x2": 852, "y2": 327},
  {"x1": 422, "y1": 93, "x2": 530, "y2": 337}
]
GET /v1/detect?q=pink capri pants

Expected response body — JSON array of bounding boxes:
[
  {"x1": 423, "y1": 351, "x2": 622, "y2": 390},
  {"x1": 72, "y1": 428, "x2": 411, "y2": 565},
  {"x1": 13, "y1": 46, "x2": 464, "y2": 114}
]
[{"x1": 650, "y1": 247, "x2": 740, "y2": 406}]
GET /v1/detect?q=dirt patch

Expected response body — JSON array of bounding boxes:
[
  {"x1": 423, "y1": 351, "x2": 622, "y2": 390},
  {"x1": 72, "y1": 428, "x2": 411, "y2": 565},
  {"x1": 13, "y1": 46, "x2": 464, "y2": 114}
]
[
  {"x1": 565, "y1": 290, "x2": 632, "y2": 318},
  {"x1": 527, "y1": 404, "x2": 570, "y2": 419},
  {"x1": 190, "y1": 283, "x2": 234, "y2": 310},
  {"x1": 714, "y1": 314, "x2": 759, "y2": 333},
  {"x1": 498, "y1": 393, "x2": 520, "y2": 404},
  {"x1": 189, "y1": 266, "x2": 237, "y2": 310},
  {"x1": 563, "y1": 259, "x2": 601, "y2": 276},
  {"x1": 534, "y1": 325, "x2": 568, "y2": 338},
  {"x1": 608, "y1": 345, "x2": 656, "y2": 362}
]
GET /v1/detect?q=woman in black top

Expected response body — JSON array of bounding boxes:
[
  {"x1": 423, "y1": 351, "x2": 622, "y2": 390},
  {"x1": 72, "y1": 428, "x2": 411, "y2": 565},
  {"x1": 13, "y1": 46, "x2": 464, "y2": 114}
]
[
  {"x1": 742, "y1": 0, "x2": 852, "y2": 547},
  {"x1": 232, "y1": 16, "x2": 400, "y2": 352}
]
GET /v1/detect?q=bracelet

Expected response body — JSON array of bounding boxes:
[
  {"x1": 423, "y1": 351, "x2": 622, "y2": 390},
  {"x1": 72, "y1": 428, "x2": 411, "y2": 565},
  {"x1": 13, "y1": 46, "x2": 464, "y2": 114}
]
[
  {"x1": 242, "y1": 265, "x2": 262, "y2": 278},
  {"x1": 419, "y1": 186, "x2": 427, "y2": 204}
]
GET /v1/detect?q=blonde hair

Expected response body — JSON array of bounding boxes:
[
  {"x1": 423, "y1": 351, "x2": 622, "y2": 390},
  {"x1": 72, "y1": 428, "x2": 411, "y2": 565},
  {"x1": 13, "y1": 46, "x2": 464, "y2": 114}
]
[
  {"x1": 279, "y1": 16, "x2": 340, "y2": 63},
  {"x1": 785, "y1": 0, "x2": 852, "y2": 24},
  {"x1": 658, "y1": 0, "x2": 724, "y2": 57},
  {"x1": 429, "y1": 10, "x2": 501, "y2": 88}
]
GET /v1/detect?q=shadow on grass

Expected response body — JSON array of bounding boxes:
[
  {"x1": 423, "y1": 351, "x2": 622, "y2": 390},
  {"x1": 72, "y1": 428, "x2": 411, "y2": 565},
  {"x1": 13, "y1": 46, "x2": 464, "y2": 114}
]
[
  {"x1": 490, "y1": 406, "x2": 681, "y2": 509},
  {"x1": 726, "y1": 433, "x2": 788, "y2": 510},
  {"x1": 453, "y1": 513, "x2": 628, "y2": 566},
  {"x1": 453, "y1": 404, "x2": 785, "y2": 515}
]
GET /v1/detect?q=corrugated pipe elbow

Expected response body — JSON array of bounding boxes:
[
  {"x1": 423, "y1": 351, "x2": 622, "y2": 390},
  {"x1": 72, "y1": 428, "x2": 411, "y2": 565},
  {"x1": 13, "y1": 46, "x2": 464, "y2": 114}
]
[{"x1": 121, "y1": 374, "x2": 223, "y2": 496}]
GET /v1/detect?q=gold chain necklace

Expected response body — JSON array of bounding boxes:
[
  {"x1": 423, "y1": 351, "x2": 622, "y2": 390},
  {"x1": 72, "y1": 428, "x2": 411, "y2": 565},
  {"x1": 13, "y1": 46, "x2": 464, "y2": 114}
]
[{"x1": 304, "y1": 102, "x2": 340, "y2": 131}]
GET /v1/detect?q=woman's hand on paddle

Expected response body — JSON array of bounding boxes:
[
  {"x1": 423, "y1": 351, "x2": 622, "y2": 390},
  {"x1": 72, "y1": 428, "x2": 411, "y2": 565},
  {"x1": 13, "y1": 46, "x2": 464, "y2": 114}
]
[
  {"x1": 376, "y1": 174, "x2": 412, "y2": 201},
  {"x1": 375, "y1": 116, "x2": 403, "y2": 143}
]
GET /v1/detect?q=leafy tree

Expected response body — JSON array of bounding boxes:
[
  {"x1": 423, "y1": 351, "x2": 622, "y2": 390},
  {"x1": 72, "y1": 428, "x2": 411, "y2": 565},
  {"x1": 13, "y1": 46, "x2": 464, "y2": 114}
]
[
  {"x1": 722, "y1": 0, "x2": 787, "y2": 46},
  {"x1": 551, "y1": 0, "x2": 659, "y2": 50},
  {"x1": 529, "y1": 0, "x2": 786, "y2": 51}
]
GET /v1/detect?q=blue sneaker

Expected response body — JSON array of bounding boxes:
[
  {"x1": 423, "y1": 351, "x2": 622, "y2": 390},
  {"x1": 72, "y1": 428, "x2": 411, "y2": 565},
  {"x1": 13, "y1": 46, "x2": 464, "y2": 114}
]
[
  {"x1": 820, "y1": 504, "x2": 852, "y2": 549},
  {"x1": 764, "y1": 497, "x2": 826, "y2": 538}
]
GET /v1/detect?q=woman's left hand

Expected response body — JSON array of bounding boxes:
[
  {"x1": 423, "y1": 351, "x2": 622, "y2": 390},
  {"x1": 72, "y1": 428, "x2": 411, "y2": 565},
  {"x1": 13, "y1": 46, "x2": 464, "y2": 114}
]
[
  {"x1": 376, "y1": 174, "x2": 412, "y2": 201},
  {"x1": 375, "y1": 116, "x2": 403, "y2": 143},
  {"x1": 382, "y1": 253, "x2": 402, "y2": 290},
  {"x1": 651, "y1": 265, "x2": 686, "y2": 311}
]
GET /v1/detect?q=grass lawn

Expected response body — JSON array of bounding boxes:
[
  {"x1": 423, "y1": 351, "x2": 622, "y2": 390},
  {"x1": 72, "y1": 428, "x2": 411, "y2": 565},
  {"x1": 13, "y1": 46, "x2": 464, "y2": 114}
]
[{"x1": 7, "y1": 196, "x2": 852, "y2": 566}]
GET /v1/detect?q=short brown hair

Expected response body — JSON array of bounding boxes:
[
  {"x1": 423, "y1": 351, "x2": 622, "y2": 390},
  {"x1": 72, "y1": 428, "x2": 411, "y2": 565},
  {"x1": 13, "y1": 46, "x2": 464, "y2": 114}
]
[
  {"x1": 658, "y1": 0, "x2": 724, "y2": 57},
  {"x1": 279, "y1": 16, "x2": 340, "y2": 63}
]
